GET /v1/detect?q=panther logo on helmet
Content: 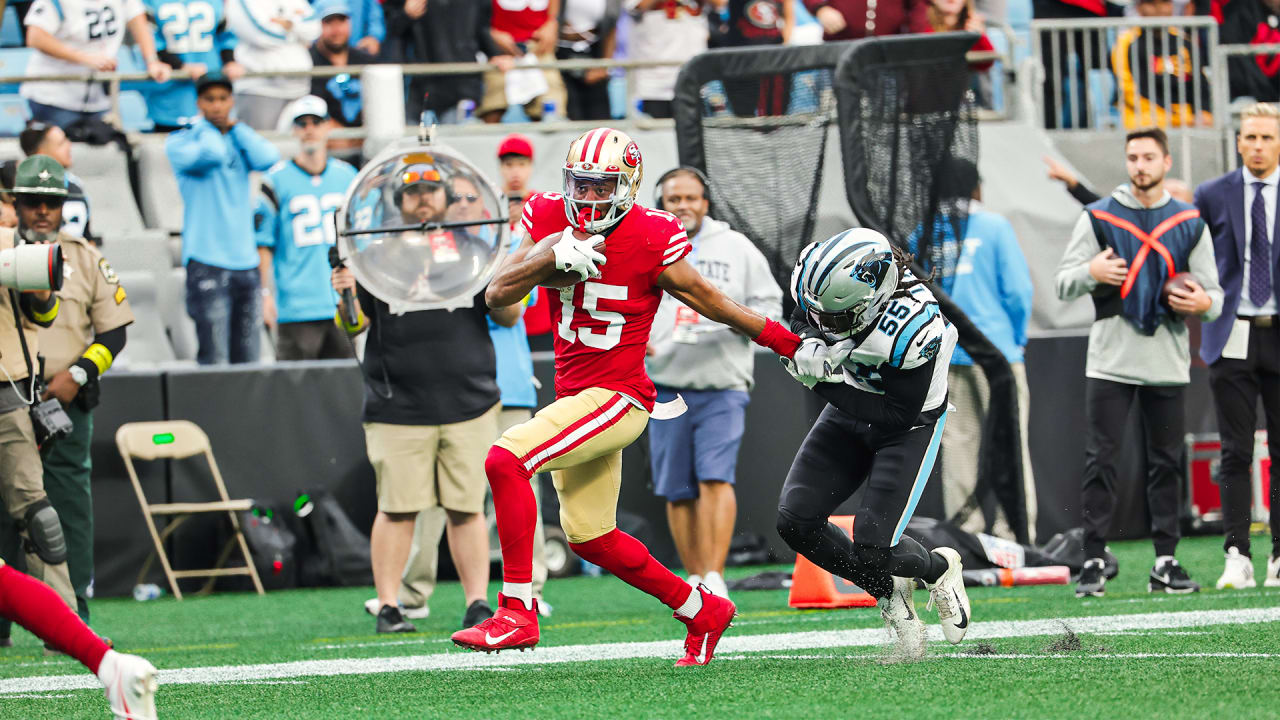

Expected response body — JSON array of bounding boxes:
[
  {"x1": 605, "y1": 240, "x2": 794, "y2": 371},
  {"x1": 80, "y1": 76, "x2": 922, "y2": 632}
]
[
  {"x1": 853, "y1": 253, "x2": 893, "y2": 290},
  {"x1": 563, "y1": 128, "x2": 644, "y2": 234},
  {"x1": 792, "y1": 228, "x2": 900, "y2": 338}
]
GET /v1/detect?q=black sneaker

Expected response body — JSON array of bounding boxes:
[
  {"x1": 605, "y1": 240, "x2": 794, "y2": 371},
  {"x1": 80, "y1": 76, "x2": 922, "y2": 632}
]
[
  {"x1": 1149, "y1": 558, "x2": 1200, "y2": 594},
  {"x1": 1075, "y1": 558, "x2": 1106, "y2": 598},
  {"x1": 376, "y1": 604, "x2": 417, "y2": 634},
  {"x1": 462, "y1": 599, "x2": 494, "y2": 629}
]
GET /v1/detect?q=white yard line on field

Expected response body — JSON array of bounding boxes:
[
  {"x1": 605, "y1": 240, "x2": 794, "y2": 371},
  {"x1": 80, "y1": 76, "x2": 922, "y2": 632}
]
[{"x1": 2, "y1": 606, "x2": 1279, "y2": 695}]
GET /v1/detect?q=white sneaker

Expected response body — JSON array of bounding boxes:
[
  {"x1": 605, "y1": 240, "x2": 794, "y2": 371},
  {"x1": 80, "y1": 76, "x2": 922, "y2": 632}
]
[
  {"x1": 536, "y1": 598, "x2": 554, "y2": 618},
  {"x1": 97, "y1": 649, "x2": 158, "y2": 720},
  {"x1": 877, "y1": 576, "x2": 925, "y2": 662},
  {"x1": 686, "y1": 574, "x2": 702, "y2": 589},
  {"x1": 925, "y1": 547, "x2": 972, "y2": 645},
  {"x1": 364, "y1": 598, "x2": 429, "y2": 619},
  {"x1": 1265, "y1": 555, "x2": 1280, "y2": 588},
  {"x1": 702, "y1": 571, "x2": 730, "y2": 600},
  {"x1": 1215, "y1": 547, "x2": 1256, "y2": 590}
]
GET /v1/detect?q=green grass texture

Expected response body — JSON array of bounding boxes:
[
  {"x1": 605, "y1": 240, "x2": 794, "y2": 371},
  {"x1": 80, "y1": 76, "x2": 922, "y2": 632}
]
[{"x1": 1, "y1": 533, "x2": 1278, "y2": 719}]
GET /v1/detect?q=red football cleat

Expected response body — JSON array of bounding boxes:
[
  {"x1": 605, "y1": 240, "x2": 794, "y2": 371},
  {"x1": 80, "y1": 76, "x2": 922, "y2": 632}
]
[
  {"x1": 673, "y1": 585, "x2": 736, "y2": 667},
  {"x1": 451, "y1": 594, "x2": 540, "y2": 653}
]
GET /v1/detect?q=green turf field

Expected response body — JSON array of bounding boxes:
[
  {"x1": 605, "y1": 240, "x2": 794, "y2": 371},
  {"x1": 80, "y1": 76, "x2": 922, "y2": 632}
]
[{"x1": 2, "y1": 533, "x2": 1279, "y2": 719}]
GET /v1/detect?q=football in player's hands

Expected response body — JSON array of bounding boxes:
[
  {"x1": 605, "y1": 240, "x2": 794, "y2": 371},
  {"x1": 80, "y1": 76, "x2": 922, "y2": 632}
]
[{"x1": 532, "y1": 228, "x2": 606, "y2": 288}]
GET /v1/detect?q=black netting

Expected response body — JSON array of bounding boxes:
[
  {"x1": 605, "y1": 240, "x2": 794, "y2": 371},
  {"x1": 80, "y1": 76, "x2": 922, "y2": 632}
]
[
  {"x1": 836, "y1": 33, "x2": 979, "y2": 287},
  {"x1": 674, "y1": 43, "x2": 852, "y2": 301},
  {"x1": 836, "y1": 34, "x2": 1028, "y2": 543}
]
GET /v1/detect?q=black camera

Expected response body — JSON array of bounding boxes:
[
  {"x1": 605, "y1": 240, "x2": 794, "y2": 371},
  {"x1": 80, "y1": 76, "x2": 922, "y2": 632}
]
[{"x1": 30, "y1": 386, "x2": 72, "y2": 448}]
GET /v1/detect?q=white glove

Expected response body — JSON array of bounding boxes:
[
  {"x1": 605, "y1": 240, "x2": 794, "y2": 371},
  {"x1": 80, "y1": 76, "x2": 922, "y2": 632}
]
[
  {"x1": 781, "y1": 338, "x2": 843, "y2": 389},
  {"x1": 551, "y1": 227, "x2": 606, "y2": 281}
]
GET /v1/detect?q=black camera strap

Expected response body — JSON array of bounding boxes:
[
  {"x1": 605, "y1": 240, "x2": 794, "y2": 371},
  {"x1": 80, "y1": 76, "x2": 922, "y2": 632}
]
[{"x1": 8, "y1": 289, "x2": 39, "y2": 405}]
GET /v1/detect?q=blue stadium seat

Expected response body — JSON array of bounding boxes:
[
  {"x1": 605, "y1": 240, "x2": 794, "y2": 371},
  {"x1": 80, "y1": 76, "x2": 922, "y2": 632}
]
[
  {"x1": 119, "y1": 90, "x2": 155, "y2": 132},
  {"x1": 1006, "y1": 0, "x2": 1033, "y2": 65},
  {"x1": 0, "y1": 47, "x2": 32, "y2": 94},
  {"x1": 0, "y1": 6, "x2": 22, "y2": 49},
  {"x1": 0, "y1": 95, "x2": 29, "y2": 136}
]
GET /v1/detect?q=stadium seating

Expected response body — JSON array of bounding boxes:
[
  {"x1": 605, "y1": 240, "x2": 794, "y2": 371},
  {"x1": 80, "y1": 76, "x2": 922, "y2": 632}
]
[
  {"x1": 135, "y1": 140, "x2": 184, "y2": 234},
  {"x1": 0, "y1": 6, "x2": 21, "y2": 49},
  {"x1": 160, "y1": 267, "x2": 199, "y2": 362},
  {"x1": 73, "y1": 144, "x2": 147, "y2": 237},
  {"x1": 119, "y1": 91, "x2": 155, "y2": 133},
  {"x1": 0, "y1": 95, "x2": 28, "y2": 136},
  {"x1": 112, "y1": 270, "x2": 178, "y2": 367}
]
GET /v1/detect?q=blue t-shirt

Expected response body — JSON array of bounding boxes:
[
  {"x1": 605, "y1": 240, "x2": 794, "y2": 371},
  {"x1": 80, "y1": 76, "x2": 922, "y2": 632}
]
[
  {"x1": 256, "y1": 158, "x2": 358, "y2": 323},
  {"x1": 143, "y1": 0, "x2": 237, "y2": 127},
  {"x1": 487, "y1": 235, "x2": 537, "y2": 409},
  {"x1": 946, "y1": 209, "x2": 1034, "y2": 366}
]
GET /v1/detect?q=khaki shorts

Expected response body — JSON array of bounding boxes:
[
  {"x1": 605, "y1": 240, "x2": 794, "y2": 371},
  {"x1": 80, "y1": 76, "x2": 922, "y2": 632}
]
[
  {"x1": 477, "y1": 54, "x2": 566, "y2": 118},
  {"x1": 364, "y1": 403, "x2": 500, "y2": 514},
  {"x1": 496, "y1": 388, "x2": 649, "y2": 543}
]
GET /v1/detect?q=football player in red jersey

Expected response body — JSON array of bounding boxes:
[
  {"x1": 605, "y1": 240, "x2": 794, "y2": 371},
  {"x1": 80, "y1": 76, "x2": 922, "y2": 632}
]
[{"x1": 452, "y1": 128, "x2": 801, "y2": 665}]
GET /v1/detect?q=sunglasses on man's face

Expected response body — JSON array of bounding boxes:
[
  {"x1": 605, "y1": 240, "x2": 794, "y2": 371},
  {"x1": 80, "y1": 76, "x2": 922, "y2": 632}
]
[
  {"x1": 16, "y1": 197, "x2": 64, "y2": 210},
  {"x1": 458, "y1": 194, "x2": 481, "y2": 204},
  {"x1": 293, "y1": 116, "x2": 324, "y2": 128}
]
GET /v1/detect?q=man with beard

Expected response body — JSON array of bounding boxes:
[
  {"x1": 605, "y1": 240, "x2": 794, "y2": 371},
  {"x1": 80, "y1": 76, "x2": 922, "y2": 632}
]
[
  {"x1": 1055, "y1": 127, "x2": 1223, "y2": 598},
  {"x1": 309, "y1": 0, "x2": 381, "y2": 130}
]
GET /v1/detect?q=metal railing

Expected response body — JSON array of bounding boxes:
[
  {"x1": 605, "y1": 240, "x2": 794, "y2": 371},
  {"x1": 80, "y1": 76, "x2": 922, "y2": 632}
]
[
  {"x1": 0, "y1": 48, "x2": 1007, "y2": 135},
  {"x1": 1031, "y1": 16, "x2": 1218, "y2": 132}
]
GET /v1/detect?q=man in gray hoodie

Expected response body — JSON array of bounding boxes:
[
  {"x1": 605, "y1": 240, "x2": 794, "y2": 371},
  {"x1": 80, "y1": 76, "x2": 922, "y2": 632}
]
[
  {"x1": 645, "y1": 167, "x2": 782, "y2": 599},
  {"x1": 1055, "y1": 127, "x2": 1223, "y2": 599}
]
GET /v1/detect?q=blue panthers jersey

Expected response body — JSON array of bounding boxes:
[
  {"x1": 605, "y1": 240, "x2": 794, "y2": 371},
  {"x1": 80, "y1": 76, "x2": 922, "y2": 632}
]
[
  {"x1": 256, "y1": 159, "x2": 358, "y2": 323},
  {"x1": 143, "y1": 0, "x2": 236, "y2": 127},
  {"x1": 831, "y1": 281, "x2": 957, "y2": 413}
]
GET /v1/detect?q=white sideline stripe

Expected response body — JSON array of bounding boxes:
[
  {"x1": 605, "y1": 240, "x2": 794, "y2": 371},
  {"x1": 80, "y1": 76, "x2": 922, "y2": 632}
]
[
  {"x1": 2, "y1": 606, "x2": 1279, "y2": 695},
  {"x1": 718, "y1": 652, "x2": 1280, "y2": 661}
]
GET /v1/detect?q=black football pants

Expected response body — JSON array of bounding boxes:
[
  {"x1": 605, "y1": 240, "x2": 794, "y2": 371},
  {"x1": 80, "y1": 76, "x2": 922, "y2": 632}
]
[{"x1": 776, "y1": 405, "x2": 948, "y2": 599}]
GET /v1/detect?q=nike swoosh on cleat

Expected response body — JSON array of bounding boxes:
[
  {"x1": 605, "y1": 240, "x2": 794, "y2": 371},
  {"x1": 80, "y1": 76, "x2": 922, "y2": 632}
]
[
  {"x1": 485, "y1": 629, "x2": 518, "y2": 645},
  {"x1": 952, "y1": 593, "x2": 968, "y2": 630}
]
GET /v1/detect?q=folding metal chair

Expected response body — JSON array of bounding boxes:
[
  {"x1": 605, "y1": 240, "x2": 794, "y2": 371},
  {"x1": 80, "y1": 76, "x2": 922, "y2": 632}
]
[{"x1": 116, "y1": 420, "x2": 265, "y2": 600}]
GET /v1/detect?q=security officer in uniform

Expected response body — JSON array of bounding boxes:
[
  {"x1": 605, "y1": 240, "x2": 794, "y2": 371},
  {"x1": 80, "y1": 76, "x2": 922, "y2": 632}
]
[
  {"x1": 0, "y1": 156, "x2": 76, "y2": 622},
  {"x1": 32, "y1": 156, "x2": 132, "y2": 623}
]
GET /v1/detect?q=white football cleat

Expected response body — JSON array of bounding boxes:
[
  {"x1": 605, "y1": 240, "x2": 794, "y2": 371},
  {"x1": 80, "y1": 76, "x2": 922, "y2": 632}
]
[
  {"x1": 877, "y1": 576, "x2": 925, "y2": 662},
  {"x1": 97, "y1": 649, "x2": 158, "y2": 720},
  {"x1": 1265, "y1": 555, "x2": 1280, "y2": 588},
  {"x1": 1215, "y1": 547, "x2": 1256, "y2": 590},
  {"x1": 925, "y1": 547, "x2": 972, "y2": 645},
  {"x1": 686, "y1": 574, "x2": 703, "y2": 589},
  {"x1": 702, "y1": 571, "x2": 730, "y2": 600}
]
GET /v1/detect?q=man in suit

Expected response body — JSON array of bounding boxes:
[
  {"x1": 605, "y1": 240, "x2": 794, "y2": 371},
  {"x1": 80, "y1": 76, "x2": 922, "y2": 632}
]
[{"x1": 1193, "y1": 102, "x2": 1280, "y2": 590}]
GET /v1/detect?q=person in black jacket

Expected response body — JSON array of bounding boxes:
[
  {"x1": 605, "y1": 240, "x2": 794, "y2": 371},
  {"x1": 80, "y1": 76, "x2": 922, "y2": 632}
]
[
  {"x1": 405, "y1": 0, "x2": 515, "y2": 123},
  {"x1": 1221, "y1": 0, "x2": 1280, "y2": 103},
  {"x1": 557, "y1": 0, "x2": 622, "y2": 120}
]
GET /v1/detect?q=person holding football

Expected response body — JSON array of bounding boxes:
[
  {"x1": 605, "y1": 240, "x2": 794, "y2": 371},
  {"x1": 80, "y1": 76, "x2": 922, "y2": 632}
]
[
  {"x1": 776, "y1": 228, "x2": 972, "y2": 662},
  {"x1": 1055, "y1": 126, "x2": 1221, "y2": 598},
  {"x1": 451, "y1": 127, "x2": 802, "y2": 666}
]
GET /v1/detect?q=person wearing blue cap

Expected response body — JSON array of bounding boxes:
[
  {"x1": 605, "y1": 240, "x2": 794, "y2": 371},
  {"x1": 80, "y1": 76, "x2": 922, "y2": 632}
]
[
  {"x1": 314, "y1": 0, "x2": 385, "y2": 56},
  {"x1": 309, "y1": 0, "x2": 382, "y2": 129}
]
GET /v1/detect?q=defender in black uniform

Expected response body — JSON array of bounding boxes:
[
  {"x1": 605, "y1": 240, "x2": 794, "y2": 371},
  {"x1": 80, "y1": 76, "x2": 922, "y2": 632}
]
[{"x1": 778, "y1": 228, "x2": 972, "y2": 659}]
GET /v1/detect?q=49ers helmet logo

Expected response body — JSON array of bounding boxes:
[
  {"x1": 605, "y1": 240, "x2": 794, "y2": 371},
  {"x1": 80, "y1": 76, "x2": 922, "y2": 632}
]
[{"x1": 623, "y1": 141, "x2": 641, "y2": 168}]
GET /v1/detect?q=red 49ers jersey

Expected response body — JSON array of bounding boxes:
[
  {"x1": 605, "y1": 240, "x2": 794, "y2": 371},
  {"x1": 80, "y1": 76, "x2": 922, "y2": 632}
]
[
  {"x1": 521, "y1": 192, "x2": 691, "y2": 411},
  {"x1": 492, "y1": 0, "x2": 551, "y2": 44}
]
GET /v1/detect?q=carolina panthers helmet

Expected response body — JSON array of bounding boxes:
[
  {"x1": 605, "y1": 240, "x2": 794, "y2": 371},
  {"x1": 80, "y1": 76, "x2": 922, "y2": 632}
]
[
  {"x1": 562, "y1": 127, "x2": 643, "y2": 233},
  {"x1": 792, "y1": 228, "x2": 900, "y2": 337}
]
